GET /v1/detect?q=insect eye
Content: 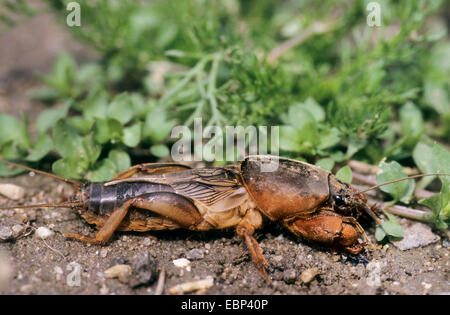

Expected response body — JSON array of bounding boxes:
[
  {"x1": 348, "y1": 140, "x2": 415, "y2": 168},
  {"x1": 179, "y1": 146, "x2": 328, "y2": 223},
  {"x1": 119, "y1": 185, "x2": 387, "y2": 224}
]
[{"x1": 334, "y1": 195, "x2": 345, "y2": 206}]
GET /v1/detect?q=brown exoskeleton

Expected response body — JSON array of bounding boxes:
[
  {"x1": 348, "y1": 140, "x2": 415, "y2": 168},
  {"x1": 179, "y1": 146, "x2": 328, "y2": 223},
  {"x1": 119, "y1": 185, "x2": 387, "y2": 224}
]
[{"x1": 0, "y1": 155, "x2": 443, "y2": 281}]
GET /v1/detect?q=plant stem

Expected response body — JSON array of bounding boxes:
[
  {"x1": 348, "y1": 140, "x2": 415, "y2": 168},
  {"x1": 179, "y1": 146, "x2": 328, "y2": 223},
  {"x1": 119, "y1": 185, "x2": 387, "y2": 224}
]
[{"x1": 367, "y1": 199, "x2": 433, "y2": 222}]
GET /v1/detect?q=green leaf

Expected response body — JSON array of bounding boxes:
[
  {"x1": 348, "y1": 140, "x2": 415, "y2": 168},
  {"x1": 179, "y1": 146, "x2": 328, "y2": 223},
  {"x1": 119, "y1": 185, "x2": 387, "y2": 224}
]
[
  {"x1": 419, "y1": 193, "x2": 447, "y2": 229},
  {"x1": 399, "y1": 102, "x2": 424, "y2": 138},
  {"x1": 315, "y1": 158, "x2": 334, "y2": 172},
  {"x1": 122, "y1": 123, "x2": 141, "y2": 147},
  {"x1": 53, "y1": 119, "x2": 84, "y2": 160},
  {"x1": 288, "y1": 97, "x2": 325, "y2": 130},
  {"x1": 0, "y1": 113, "x2": 31, "y2": 149},
  {"x1": 412, "y1": 141, "x2": 432, "y2": 174},
  {"x1": 318, "y1": 127, "x2": 341, "y2": 150},
  {"x1": 381, "y1": 220, "x2": 403, "y2": 238},
  {"x1": 303, "y1": 97, "x2": 325, "y2": 122},
  {"x1": 150, "y1": 144, "x2": 170, "y2": 158},
  {"x1": 279, "y1": 125, "x2": 303, "y2": 152},
  {"x1": 36, "y1": 102, "x2": 71, "y2": 134},
  {"x1": 417, "y1": 143, "x2": 450, "y2": 229},
  {"x1": 143, "y1": 107, "x2": 175, "y2": 142},
  {"x1": 52, "y1": 158, "x2": 88, "y2": 180},
  {"x1": 0, "y1": 161, "x2": 25, "y2": 176},
  {"x1": 107, "y1": 93, "x2": 134, "y2": 125},
  {"x1": 88, "y1": 159, "x2": 117, "y2": 182},
  {"x1": 83, "y1": 89, "x2": 108, "y2": 119},
  {"x1": 28, "y1": 87, "x2": 60, "y2": 103},
  {"x1": 335, "y1": 166, "x2": 352, "y2": 183},
  {"x1": 93, "y1": 118, "x2": 123, "y2": 144},
  {"x1": 67, "y1": 117, "x2": 94, "y2": 134},
  {"x1": 108, "y1": 150, "x2": 131, "y2": 172},
  {"x1": 25, "y1": 134, "x2": 53, "y2": 162},
  {"x1": 375, "y1": 226, "x2": 387, "y2": 242},
  {"x1": 82, "y1": 134, "x2": 101, "y2": 164},
  {"x1": 377, "y1": 160, "x2": 415, "y2": 203}
]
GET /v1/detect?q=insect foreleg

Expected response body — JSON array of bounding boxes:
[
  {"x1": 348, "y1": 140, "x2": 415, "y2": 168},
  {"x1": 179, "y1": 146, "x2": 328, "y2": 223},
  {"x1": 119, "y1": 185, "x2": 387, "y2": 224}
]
[{"x1": 235, "y1": 210, "x2": 270, "y2": 283}]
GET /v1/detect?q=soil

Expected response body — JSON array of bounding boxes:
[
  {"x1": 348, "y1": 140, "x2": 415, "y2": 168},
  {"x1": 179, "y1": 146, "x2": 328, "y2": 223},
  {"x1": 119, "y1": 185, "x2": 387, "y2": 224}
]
[{"x1": 0, "y1": 3, "x2": 448, "y2": 295}]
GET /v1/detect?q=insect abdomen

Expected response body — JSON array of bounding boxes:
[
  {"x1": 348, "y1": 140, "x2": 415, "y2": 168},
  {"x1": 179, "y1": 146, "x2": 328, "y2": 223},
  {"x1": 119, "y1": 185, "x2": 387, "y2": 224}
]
[{"x1": 86, "y1": 182, "x2": 175, "y2": 215}]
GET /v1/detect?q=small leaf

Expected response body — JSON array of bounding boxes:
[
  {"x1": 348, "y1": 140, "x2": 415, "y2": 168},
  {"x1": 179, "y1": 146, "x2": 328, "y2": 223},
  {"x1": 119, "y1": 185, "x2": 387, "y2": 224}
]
[
  {"x1": 107, "y1": 93, "x2": 134, "y2": 125},
  {"x1": 36, "y1": 102, "x2": 70, "y2": 134},
  {"x1": 108, "y1": 150, "x2": 131, "y2": 172},
  {"x1": 25, "y1": 134, "x2": 53, "y2": 162},
  {"x1": 83, "y1": 89, "x2": 108, "y2": 119},
  {"x1": 0, "y1": 160, "x2": 25, "y2": 176},
  {"x1": 28, "y1": 87, "x2": 60, "y2": 103},
  {"x1": 88, "y1": 159, "x2": 117, "y2": 182},
  {"x1": 381, "y1": 220, "x2": 403, "y2": 238},
  {"x1": 279, "y1": 125, "x2": 303, "y2": 152},
  {"x1": 315, "y1": 158, "x2": 334, "y2": 172},
  {"x1": 335, "y1": 166, "x2": 352, "y2": 184},
  {"x1": 67, "y1": 117, "x2": 94, "y2": 134},
  {"x1": 399, "y1": 102, "x2": 424, "y2": 138},
  {"x1": 0, "y1": 113, "x2": 31, "y2": 149},
  {"x1": 93, "y1": 118, "x2": 123, "y2": 144},
  {"x1": 150, "y1": 144, "x2": 170, "y2": 158},
  {"x1": 413, "y1": 140, "x2": 435, "y2": 188},
  {"x1": 377, "y1": 160, "x2": 415, "y2": 203},
  {"x1": 375, "y1": 226, "x2": 387, "y2": 242},
  {"x1": 52, "y1": 158, "x2": 88, "y2": 180},
  {"x1": 143, "y1": 107, "x2": 175, "y2": 142},
  {"x1": 318, "y1": 127, "x2": 341, "y2": 150},
  {"x1": 53, "y1": 120, "x2": 84, "y2": 160},
  {"x1": 122, "y1": 123, "x2": 141, "y2": 147},
  {"x1": 82, "y1": 134, "x2": 101, "y2": 164}
]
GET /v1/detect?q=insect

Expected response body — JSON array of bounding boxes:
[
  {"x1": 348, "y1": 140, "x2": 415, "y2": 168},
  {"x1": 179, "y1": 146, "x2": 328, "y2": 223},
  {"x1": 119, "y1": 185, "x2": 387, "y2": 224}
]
[{"x1": 0, "y1": 155, "x2": 446, "y2": 281}]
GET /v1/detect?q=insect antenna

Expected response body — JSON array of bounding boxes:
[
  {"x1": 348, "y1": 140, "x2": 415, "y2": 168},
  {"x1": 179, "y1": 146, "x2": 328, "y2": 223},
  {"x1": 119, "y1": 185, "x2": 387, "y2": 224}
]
[
  {"x1": 0, "y1": 156, "x2": 82, "y2": 188},
  {"x1": 0, "y1": 201, "x2": 84, "y2": 211},
  {"x1": 355, "y1": 173, "x2": 450, "y2": 195}
]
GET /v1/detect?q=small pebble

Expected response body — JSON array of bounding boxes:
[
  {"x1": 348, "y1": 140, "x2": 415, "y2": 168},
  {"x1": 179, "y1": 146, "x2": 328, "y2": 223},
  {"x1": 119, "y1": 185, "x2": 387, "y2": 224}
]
[
  {"x1": 300, "y1": 268, "x2": 318, "y2": 284},
  {"x1": 142, "y1": 238, "x2": 152, "y2": 246},
  {"x1": 11, "y1": 224, "x2": 24, "y2": 236},
  {"x1": 131, "y1": 252, "x2": 157, "y2": 287},
  {"x1": 0, "y1": 226, "x2": 14, "y2": 241},
  {"x1": 283, "y1": 269, "x2": 297, "y2": 284},
  {"x1": 99, "y1": 284, "x2": 109, "y2": 295},
  {"x1": 54, "y1": 266, "x2": 63, "y2": 281},
  {"x1": 104, "y1": 264, "x2": 132, "y2": 284},
  {"x1": 54, "y1": 266, "x2": 63, "y2": 275},
  {"x1": 421, "y1": 282, "x2": 432, "y2": 290},
  {"x1": 35, "y1": 227, "x2": 54, "y2": 239},
  {"x1": 0, "y1": 183, "x2": 25, "y2": 200},
  {"x1": 173, "y1": 258, "x2": 191, "y2": 272},
  {"x1": 186, "y1": 248, "x2": 204, "y2": 260},
  {"x1": 100, "y1": 249, "x2": 108, "y2": 258}
]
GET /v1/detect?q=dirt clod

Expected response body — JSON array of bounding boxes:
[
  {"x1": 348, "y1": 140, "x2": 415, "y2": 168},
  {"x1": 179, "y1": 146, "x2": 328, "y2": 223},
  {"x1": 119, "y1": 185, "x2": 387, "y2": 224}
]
[
  {"x1": 300, "y1": 268, "x2": 318, "y2": 284},
  {"x1": 104, "y1": 264, "x2": 132, "y2": 284},
  {"x1": 130, "y1": 252, "x2": 157, "y2": 287},
  {"x1": 35, "y1": 227, "x2": 54, "y2": 239},
  {"x1": 0, "y1": 226, "x2": 14, "y2": 241},
  {"x1": 186, "y1": 248, "x2": 204, "y2": 260}
]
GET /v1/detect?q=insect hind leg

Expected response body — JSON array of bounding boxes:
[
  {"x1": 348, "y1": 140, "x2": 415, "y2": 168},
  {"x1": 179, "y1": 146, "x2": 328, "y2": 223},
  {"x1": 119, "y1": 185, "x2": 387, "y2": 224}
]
[{"x1": 131, "y1": 192, "x2": 210, "y2": 230}]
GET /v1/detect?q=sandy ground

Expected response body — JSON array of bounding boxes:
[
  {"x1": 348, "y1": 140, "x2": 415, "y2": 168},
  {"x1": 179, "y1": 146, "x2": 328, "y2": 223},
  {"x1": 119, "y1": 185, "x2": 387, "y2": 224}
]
[{"x1": 0, "y1": 4, "x2": 448, "y2": 295}]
